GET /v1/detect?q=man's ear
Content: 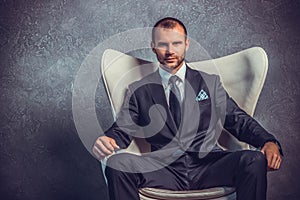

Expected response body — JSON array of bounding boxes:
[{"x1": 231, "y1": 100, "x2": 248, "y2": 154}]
[
  {"x1": 151, "y1": 41, "x2": 156, "y2": 53},
  {"x1": 185, "y1": 38, "x2": 190, "y2": 51}
]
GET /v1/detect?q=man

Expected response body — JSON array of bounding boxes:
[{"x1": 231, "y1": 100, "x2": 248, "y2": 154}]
[{"x1": 93, "y1": 17, "x2": 282, "y2": 200}]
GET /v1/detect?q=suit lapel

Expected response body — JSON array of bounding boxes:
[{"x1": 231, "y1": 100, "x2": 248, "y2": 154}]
[{"x1": 181, "y1": 66, "x2": 212, "y2": 137}]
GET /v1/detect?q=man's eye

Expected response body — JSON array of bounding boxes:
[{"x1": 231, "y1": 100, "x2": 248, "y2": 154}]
[
  {"x1": 157, "y1": 43, "x2": 167, "y2": 47},
  {"x1": 173, "y1": 42, "x2": 182, "y2": 46}
]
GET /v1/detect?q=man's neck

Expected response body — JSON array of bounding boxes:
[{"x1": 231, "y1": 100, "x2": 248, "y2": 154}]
[{"x1": 158, "y1": 62, "x2": 186, "y2": 86}]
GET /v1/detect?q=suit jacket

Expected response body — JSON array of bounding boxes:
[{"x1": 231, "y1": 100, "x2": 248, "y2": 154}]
[{"x1": 105, "y1": 66, "x2": 279, "y2": 156}]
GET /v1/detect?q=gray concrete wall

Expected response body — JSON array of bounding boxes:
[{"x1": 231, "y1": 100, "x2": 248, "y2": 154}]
[{"x1": 1, "y1": 0, "x2": 299, "y2": 199}]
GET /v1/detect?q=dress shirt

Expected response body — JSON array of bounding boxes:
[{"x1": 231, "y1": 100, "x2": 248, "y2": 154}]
[{"x1": 158, "y1": 62, "x2": 186, "y2": 104}]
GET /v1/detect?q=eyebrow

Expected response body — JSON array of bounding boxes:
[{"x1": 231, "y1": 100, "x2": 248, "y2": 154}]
[{"x1": 156, "y1": 41, "x2": 184, "y2": 44}]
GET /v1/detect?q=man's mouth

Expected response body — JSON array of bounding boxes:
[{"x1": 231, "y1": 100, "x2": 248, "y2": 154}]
[{"x1": 165, "y1": 57, "x2": 176, "y2": 62}]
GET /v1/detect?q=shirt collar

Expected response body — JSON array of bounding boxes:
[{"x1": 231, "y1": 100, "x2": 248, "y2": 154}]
[{"x1": 158, "y1": 62, "x2": 186, "y2": 86}]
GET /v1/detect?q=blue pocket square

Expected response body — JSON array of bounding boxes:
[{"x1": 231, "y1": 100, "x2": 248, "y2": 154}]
[{"x1": 195, "y1": 89, "x2": 209, "y2": 101}]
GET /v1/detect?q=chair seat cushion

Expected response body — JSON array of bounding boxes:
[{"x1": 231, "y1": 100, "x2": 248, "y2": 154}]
[{"x1": 139, "y1": 187, "x2": 235, "y2": 200}]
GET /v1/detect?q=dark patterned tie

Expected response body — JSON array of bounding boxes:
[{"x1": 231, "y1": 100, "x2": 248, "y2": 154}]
[{"x1": 169, "y1": 76, "x2": 181, "y2": 128}]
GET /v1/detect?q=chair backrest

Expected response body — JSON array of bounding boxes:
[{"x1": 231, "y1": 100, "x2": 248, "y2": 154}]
[{"x1": 101, "y1": 47, "x2": 268, "y2": 152}]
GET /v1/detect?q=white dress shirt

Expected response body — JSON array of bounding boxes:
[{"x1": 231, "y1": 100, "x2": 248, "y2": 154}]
[{"x1": 158, "y1": 62, "x2": 186, "y2": 105}]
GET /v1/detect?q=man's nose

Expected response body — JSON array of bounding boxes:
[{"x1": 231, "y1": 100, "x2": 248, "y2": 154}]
[{"x1": 166, "y1": 44, "x2": 175, "y2": 54}]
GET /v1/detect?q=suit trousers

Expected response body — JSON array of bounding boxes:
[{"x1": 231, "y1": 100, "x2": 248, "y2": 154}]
[{"x1": 105, "y1": 150, "x2": 267, "y2": 200}]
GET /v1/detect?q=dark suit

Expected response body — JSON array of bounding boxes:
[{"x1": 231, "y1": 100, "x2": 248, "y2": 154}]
[{"x1": 104, "y1": 66, "x2": 280, "y2": 200}]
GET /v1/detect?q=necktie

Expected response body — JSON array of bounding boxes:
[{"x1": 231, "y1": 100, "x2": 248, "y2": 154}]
[{"x1": 169, "y1": 76, "x2": 181, "y2": 128}]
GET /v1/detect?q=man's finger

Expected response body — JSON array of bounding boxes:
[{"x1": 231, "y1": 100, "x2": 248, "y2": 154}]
[
  {"x1": 270, "y1": 154, "x2": 278, "y2": 168},
  {"x1": 94, "y1": 139, "x2": 114, "y2": 155},
  {"x1": 102, "y1": 140, "x2": 116, "y2": 152},
  {"x1": 265, "y1": 152, "x2": 272, "y2": 168},
  {"x1": 97, "y1": 141, "x2": 114, "y2": 155},
  {"x1": 111, "y1": 140, "x2": 120, "y2": 149},
  {"x1": 93, "y1": 146, "x2": 105, "y2": 160},
  {"x1": 274, "y1": 157, "x2": 282, "y2": 170},
  {"x1": 94, "y1": 138, "x2": 104, "y2": 150}
]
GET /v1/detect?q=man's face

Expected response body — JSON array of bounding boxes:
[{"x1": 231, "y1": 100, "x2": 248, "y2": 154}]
[{"x1": 151, "y1": 25, "x2": 190, "y2": 74}]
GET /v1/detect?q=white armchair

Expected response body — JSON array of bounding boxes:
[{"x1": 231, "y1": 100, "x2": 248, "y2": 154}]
[{"x1": 101, "y1": 47, "x2": 268, "y2": 200}]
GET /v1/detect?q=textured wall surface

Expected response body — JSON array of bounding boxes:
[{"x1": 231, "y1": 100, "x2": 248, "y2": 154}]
[{"x1": 0, "y1": 0, "x2": 299, "y2": 200}]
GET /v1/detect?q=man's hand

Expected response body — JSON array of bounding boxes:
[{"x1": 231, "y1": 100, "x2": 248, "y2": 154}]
[
  {"x1": 93, "y1": 136, "x2": 120, "y2": 160},
  {"x1": 261, "y1": 141, "x2": 282, "y2": 170}
]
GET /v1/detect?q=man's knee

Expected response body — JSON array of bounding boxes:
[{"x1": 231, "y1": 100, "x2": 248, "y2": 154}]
[
  {"x1": 240, "y1": 150, "x2": 267, "y2": 175},
  {"x1": 105, "y1": 153, "x2": 144, "y2": 174},
  {"x1": 104, "y1": 154, "x2": 130, "y2": 179}
]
